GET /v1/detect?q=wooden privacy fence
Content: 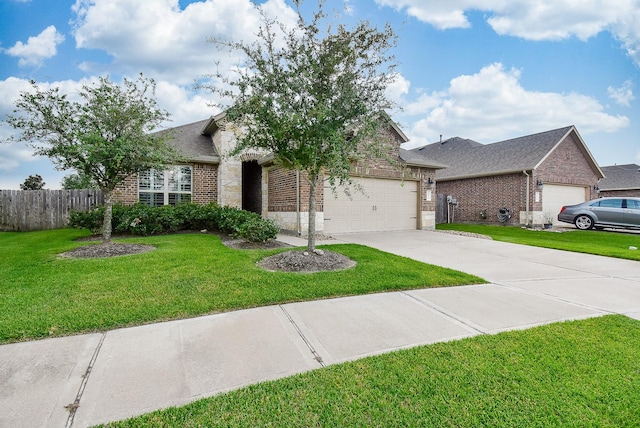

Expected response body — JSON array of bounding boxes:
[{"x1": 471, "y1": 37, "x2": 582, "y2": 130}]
[{"x1": 0, "y1": 189, "x2": 104, "y2": 231}]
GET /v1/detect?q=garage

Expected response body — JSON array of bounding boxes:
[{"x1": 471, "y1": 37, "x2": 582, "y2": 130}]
[
  {"x1": 542, "y1": 184, "x2": 588, "y2": 224},
  {"x1": 323, "y1": 177, "x2": 418, "y2": 234}
]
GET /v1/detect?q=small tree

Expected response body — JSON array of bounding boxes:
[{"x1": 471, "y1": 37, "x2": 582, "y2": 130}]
[
  {"x1": 61, "y1": 170, "x2": 98, "y2": 190},
  {"x1": 205, "y1": 0, "x2": 398, "y2": 251},
  {"x1": 4, "y1": 74, "x2": 178, "y2": 243},
  {"x1": 20, "y1": 174, "x2": 45, "y2": 190}
]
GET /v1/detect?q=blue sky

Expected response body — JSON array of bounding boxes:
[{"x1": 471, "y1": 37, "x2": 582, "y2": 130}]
[{"x1": 1, "y1": 0, "x2": 638, "y2": 189}]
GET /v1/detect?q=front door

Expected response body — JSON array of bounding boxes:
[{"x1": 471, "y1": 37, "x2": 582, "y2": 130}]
[{"x1": 242, "y1": 161, "x2": 262, "y2": 214}]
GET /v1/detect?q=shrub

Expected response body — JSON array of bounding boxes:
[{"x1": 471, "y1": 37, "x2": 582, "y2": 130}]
[
  {"x1": 68, "y1": 203, "x2": 279, "y2": 242},
  {"x1": 234, "y1": 216, "x2": 280, "y2": 243},
  {"x1": 69, "y1": 206, "x2": 105, "y2": 234}
]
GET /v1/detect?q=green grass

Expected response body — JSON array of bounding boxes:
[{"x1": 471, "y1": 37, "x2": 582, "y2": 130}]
[
  {"x1": 0, "y1": 229, "x2": 484, "y2": 344},
  {"x1": 100, "y1": 315, "x2": 640, "y2": 427},
  {"x1": 438, "y1": 223, "x2": 640, "y2": 261}
]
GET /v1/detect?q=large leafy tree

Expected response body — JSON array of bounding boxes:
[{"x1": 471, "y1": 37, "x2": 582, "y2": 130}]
[
  {"x1": 205, "y1": 0, "x2": 398, "y2": 251},
  {"x1": 20, "y1": 174, "x2": 46, "y2": 190},
  {"x1": 4, "y1": 74, "x2": 178, "y2": 243}
]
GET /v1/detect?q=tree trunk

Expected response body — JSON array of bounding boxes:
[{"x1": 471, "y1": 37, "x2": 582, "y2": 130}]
[
  {"x1": 307, "y1": 173, "x2": 318, "y2": 252},
  {"x1": 102, "y1": 189, "x2": 113, "y2": 244}
]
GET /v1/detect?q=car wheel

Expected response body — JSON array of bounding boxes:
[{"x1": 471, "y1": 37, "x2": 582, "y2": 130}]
[{"x1": 574, "y1": 215, "x2": 594, "y2": 230}]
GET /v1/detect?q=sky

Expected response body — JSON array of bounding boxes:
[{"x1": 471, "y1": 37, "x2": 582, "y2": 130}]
[{"x1": 0, "y1": 0, "x2": 638, "y2": 189}]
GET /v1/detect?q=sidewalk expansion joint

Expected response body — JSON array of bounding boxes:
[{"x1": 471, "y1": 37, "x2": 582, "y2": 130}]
[
  {"x1": 65, "y1": 332, "x2": 107, "y2": 428},
  {"x1": 491, "y1": 281, "x2": 616, "y2": 315},
  {"x1": 279, "y1": 305, "x2": 325, "y2": 367},
  {"x1": 401, "y1": 291, "x2": 487, "y2": 335}
]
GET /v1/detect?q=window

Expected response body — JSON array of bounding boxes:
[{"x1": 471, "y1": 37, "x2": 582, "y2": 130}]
[
  {"x1": 590, "y1": 199, "x2": 622, "y2": 208},
  {"x1": 139, "y1": 166, "x2": 192, "y2": 206},
  {"x1": 626, "y1": 199, "x2": 640, "y2": 210}
]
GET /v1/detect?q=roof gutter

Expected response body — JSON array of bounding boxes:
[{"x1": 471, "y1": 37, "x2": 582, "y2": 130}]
[
  {"x1": 437, "y1": 168, "x2": 534, "y2": 182},
  {"x1": 188, "y1": 155, "x2": 220, "y2": 165}
]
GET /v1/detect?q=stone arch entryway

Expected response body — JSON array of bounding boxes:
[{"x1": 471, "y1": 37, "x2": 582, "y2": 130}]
[{"x1": 242, "y1": 160, "x2": 262, "y2": 214}]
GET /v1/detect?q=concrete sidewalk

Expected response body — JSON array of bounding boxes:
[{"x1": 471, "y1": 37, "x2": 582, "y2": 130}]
[{"x1": 1, "y1": 230, "x2": 639, "y2": 427}]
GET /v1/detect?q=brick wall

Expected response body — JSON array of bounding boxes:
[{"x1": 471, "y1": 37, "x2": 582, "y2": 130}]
[
  {"x1": 192, "y1": 163, "x2": 218, "y2": 204},
  {"x1": 267, "y1": 168, "x2": 323, "y2": 213},
  {"x1": 113, "y1": 162, "x2": 219, "y2": 205},
  {"x1": 599, "y1": 189, "x2": 640, "y2": 198},
  {"x1": 114, "y1": 175, "x2": 138, "y2": 205},
  {"x1": 437, "y1": 173, "x2": 525, "y2": 224},
  {"x1": 535, "y1": 132, "x2": 600, "y2": 201}
]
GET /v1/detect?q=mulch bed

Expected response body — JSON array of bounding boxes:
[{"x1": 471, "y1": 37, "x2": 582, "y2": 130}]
[
  {"x1": 258, "y1": 249, "x2": 356, "y2": 273},
  {"x1": 63, "y1": 231, "x2": 354, "y2": 272}
]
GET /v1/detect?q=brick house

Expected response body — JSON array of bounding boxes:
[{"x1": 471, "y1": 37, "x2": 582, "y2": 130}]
[
  {"x1": 409, "y1": 126, "x2": 604, "y2": 226},
  {"x1": 598, "y1": 164, "x2": 640, "y2": 198},
  {"x1": 114, "y1": 112, "x2": 444, "y2": 234}
]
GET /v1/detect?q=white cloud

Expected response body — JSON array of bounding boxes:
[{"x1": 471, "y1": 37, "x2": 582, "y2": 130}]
[
  {"x1": 154, "y1": 81, "x2": 219, "y2": 126},
  {"x1": 0, "y1": 141, "x2": 37, "y2": 171},
  {"x1": 4, "y1": 25, "x2": 65, "y2": 67},
  {"x1": 401, "y1": 63, "x2": 629, "y2": 147},
  {"x1": 608, "y1": 80, "x2": 635, "y2": 107},
  {"x1": 612, "y1": 9, "x2": 640, "y2": 66},
  {"x1": 374, "y1": 0, "x2": 640, "y2": 65},
  {"x1": 385, "y1": 73, "x2": 411, "y2": 108},
  {"x1": 70, "y1": 0, "x2": 297, "y2": 85}
]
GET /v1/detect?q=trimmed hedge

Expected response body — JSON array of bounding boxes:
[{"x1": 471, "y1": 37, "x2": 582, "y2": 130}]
[{"x1": 68, "y1": 203, "x2": 279, "y2": 243}]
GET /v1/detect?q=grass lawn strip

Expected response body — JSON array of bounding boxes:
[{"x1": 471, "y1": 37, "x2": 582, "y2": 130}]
[
  {"x1": 438, "y1": 223, "x2": 640, "y2": 261},
  {"x1": 0, "y1": 229, "x2": 484, "y2": 344},
  {"x1": 100, "y1": 315, "x2": 640, "y2": 427}
]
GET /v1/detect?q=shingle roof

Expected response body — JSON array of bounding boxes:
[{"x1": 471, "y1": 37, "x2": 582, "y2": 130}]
[
  {"x1": 399, "y1": 148, "x2": 447, "y2": 169},
  {"x1": 599, "y1": 164, "x2": 640, "y2": 191},
  {"x1": 154, "y1": 119, "x2": 219, "y2": 163},
  {"x1": 410, "y1": 126, "x2": 587, "y2": 180}
]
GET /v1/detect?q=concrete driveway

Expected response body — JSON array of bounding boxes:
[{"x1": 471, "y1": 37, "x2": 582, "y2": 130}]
[
  {"x1": 334, "y1": 230, "x2": 640, "y2": 318},
  {"x1": 1, "y1": 230, "x2": 639, "y2": 427}
]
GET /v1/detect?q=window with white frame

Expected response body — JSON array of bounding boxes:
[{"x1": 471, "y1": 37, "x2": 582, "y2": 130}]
[{"x1": 138, "y1": 166, "x2": 192, "y2": 206}]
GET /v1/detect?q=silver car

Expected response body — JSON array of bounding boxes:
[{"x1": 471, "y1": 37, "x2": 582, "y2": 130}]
[{"x1": 557, "y1": 197, "x2": 640, "y2": 230}]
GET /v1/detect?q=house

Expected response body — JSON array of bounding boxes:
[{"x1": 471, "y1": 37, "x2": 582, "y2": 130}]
[
  {"x1": 597, "y1": 164, "x2": 640, "y2": 198},
  {"x1": 114, "y1": 113, "x2": 445, "y2": 234},
  {"x1": 409, "y1": 126, "x2": 604, "y2": 226}
]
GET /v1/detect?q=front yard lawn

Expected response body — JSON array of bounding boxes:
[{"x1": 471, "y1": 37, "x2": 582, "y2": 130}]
[
  {"x1": 102, "y1": 315, "x2": 640, "y2": 427},
  {"x1": 0, "y1": 229, "x2": 484, "y2": 344},
  {"x1": 438, "y1": 223, "x2": 640, "y2": 261}
]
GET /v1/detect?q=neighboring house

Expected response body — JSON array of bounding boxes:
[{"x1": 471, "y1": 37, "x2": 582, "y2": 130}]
[
  {"x1": 598, "y1": 164, "x2": 640, "y2": 198},
  {"x1": 114, "y1": 113, "x2": 444, "y2": 234},
  {"x1": 409, "y1": 126, "x2": 604, "y2": 226}
]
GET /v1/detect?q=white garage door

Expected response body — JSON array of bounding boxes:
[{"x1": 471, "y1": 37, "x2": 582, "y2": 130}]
[
  {"x1": 542, "y1": 184, "x2": 587, "y2": 224},
  {"x1": 323, "y1": 177, "x2": 418, "y2": 234}
]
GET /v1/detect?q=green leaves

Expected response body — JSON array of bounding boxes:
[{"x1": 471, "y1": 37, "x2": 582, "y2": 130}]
[
  {"x1": 4, "y1": 73, "x2": 179, "y2": 242},
  {"x1": 202, "y1": 1, "x2": 399, "y2": 250},
  {"x1": 205, "y1": 1, "x2": 398, "y2": 183},
  {"x1": 4, "y1": 74, "x2": 176, "y2": 189}
]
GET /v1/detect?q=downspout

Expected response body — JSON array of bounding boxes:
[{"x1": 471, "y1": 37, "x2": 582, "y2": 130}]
[
  {"x1": 523, "y1": 170, "x2": 530, "y2": 227},
  {"x1": 296, "y1": 170, "x2": 301, "y2": 236}
]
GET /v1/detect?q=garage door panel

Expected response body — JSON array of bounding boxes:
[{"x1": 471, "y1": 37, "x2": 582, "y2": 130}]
[
  {"x1": 324, "y1": 177, "x2": 417, "y2": 234},
  {"x1": 542, "y1": 185, "x2": 587, "y2": 224}
]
